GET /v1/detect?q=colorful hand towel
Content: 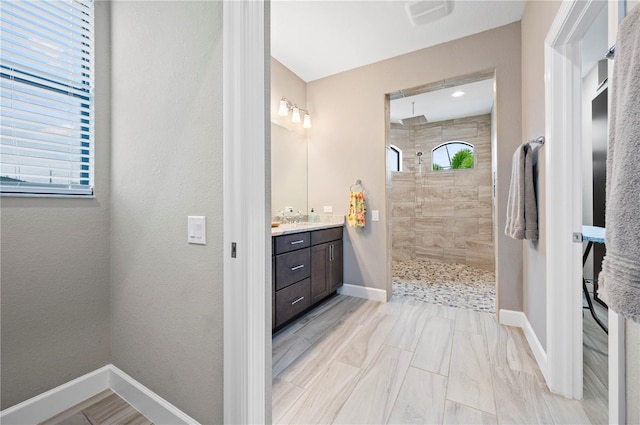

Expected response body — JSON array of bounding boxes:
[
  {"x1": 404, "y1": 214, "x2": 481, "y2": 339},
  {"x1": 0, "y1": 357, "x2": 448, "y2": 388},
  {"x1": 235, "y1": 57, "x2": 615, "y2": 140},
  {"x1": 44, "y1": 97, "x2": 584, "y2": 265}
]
[{"x1": 348, "y1": 191, "x2": 366, "y2": 228}]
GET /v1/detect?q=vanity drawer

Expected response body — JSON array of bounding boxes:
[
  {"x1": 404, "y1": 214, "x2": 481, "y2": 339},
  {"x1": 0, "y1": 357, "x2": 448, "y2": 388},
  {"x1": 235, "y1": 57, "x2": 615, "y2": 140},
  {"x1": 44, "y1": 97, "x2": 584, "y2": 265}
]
[
  {"x1": 311, "y1": 227, "x2": 343, "y2": 245},
  {"x1": 275, "y1": 278, "x2": 311, "y2": 327},
  {"x1": 275, "y1": 248, "x2": 311, "y2": 290},
  {"x1": 274, "y1": 232, "x2": 311, "y2": 255}
]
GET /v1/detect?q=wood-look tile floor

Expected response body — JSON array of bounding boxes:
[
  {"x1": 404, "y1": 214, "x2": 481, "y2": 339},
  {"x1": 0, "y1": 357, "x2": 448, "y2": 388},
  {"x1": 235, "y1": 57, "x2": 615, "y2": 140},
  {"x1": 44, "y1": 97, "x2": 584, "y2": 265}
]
[
  {"x1": 273, "y1": 294, "x2": 608, "y2": 425},
  {"x1": 42, "y1": 390, "x2": 153, "y2": 425}
]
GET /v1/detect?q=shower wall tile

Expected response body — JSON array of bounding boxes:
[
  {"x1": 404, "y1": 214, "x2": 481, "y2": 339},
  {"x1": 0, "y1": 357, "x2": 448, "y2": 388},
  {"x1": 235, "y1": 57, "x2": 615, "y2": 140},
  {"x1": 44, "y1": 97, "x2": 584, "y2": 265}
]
[
  {"x1": 454, "y1": 201, "x2": 493, "y2": 218},
  {"x1": 454, "y1": 235, "x2": 469, "y2": 249},
  {"x1": 442, "y1": 248, "x2": 467, "y2": 264},
  {"x1": 392, "y1": 231, "x2": 415, "y2": 250},
  {"x1": 392, "y1": 202, "x2": 416, "y2": 218},
  {"x1": 479, "y1": 218, "x2": 493, "y2": 235},
  {"x1": 391, "y1": 185, "x2": 415, "y2": 202},
  {"x1": 444, "y1": 217, "x2": 480, "y2": 235},
  {"x1": 419, "y1": 232, "x2": 455, "y2": 249},
  {"x1": 478, "y1": 186, "x2": 493, "y2": 204},
  {"x1": 390, "y1": 114, "x2": 494, "y2": 270},
  {"x1": 423, "y1": 171, "x2": 455, "y2": 186},
  {"x1": 392, "y1": 217, "x2": 414, "y2": 233},
  {"x1": 419, "y1": 186, "x2": 444, "y2": 200},
  {"x1": 455, "y1": 168, "x2": 491, "y2": 186},
  {"x1": 478, "y1": 120, "x2": 492, "y2": 137},
  {"x1": 416, "y1": 246, "x2": 444, "y2": 261},
  {"x1": 414, "y1": 125, "x2": 443, "y2": 145},
  {"x1": 447, "y1": 186, "x2": 478, "y2": 201},
  {"x1": 420, "y1": 201, "x2": 455, "y2": 217},
  {"x1": 474, "y1": 143, "x2": 492, "y2": 161},
  {"x1": 414, "y1": 218, "x2": 444, "y2": 232},
  {"x1": 467, "y1": 251, "x2": 494, "y2": 271},
  {"x1": 443, "y1": 122, "x2": 478, "y2": 140},
  {"x1": 393, "y1": 248, "x2": 414, "y2": 261},
  {"x1": 391, "y1": 172, "x2": 415, "y2": 183}
]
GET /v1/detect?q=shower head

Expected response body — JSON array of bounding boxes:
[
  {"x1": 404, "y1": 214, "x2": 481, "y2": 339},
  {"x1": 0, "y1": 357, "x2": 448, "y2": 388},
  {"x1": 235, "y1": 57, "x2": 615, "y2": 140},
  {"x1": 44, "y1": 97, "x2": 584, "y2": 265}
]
[{"x1": 401, "y1": 101, "x2": 428, "y2": 126}]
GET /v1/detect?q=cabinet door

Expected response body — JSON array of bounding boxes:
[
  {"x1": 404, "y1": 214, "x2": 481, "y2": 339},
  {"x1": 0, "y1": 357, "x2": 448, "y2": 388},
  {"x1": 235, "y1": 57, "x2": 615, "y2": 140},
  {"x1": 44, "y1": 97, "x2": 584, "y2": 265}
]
[
  {"x1": 329, "y1": 239, "x2": 343, "y2": 291},
  {"x1": 311, "y1": 242, "x2": 330, "y2": 304}
]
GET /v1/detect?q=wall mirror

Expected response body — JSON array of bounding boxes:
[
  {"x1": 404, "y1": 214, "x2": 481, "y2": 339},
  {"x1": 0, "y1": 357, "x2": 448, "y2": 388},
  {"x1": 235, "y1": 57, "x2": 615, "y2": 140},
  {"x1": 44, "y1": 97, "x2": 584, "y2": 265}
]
[{"x1": 271, "y1": 122, "x2": 308, "y2": 218}]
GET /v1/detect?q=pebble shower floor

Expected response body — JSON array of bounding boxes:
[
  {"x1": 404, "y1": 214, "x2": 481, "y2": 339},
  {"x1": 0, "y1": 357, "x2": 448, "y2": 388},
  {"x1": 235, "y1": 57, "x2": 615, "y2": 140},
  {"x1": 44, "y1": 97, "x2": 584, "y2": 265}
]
[{"x1": 392, "y1": 258, "x2": 496, "y2": 313}]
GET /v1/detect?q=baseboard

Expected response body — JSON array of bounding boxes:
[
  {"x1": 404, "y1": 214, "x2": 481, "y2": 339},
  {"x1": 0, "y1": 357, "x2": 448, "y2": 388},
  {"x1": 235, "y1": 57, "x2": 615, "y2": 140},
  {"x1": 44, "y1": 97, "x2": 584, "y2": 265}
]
[
  {"x1": 337, "y1": 283, "x2": 387, "y2": 302},
  {"x1": 0, "y1": 366, "x2": 110, "y2": 425},
  {"x1": 498, "y1": 308, "x2": 525, "y2": 327},
  {"x1": 0, "y1": 365, "x2": 200, "y2": 425},
  {"x1": 109, "y1": 365, "x2": 199, "y2": 425},
  {"x1": 499, "y1": 309, "x2": 548, "y2": 380}
]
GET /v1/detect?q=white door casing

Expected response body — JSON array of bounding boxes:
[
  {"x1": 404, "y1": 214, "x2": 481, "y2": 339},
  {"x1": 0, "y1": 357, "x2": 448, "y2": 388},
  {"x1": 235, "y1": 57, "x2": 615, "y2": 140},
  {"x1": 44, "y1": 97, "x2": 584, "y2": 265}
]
[
  {"x1": 545, "y1": 1, "x2": 625, "y2": 423},
  {"x1": 223, "y1": 1, "x2": 271, "y2": 424}
]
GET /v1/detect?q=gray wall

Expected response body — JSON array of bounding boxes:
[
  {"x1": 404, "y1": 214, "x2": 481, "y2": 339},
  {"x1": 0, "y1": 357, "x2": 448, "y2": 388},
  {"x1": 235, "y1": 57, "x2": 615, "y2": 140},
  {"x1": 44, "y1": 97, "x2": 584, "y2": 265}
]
[
  {"x1": 520, "y1": 0, "x2": 561, "y2": 350},
  {"x1": 306, "y1": 23, "x2": 522, "y2": 312},
  {"x1": 0, "y1": 1, "x2": 112, "y2": 409},
  {"x1": 109, "y1": 2, "x2": 223, "y2": 423}
]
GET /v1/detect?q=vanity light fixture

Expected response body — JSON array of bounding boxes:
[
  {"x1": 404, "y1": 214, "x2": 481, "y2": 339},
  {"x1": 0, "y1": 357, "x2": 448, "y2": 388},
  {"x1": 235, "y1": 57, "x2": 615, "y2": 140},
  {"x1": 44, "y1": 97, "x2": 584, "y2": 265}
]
[
  {"x1": 291, "y1": 106, "x2": 301, "y2": 123},
  {"x1": 278, "y1": 96, "x2": 311, "y2": 128}
]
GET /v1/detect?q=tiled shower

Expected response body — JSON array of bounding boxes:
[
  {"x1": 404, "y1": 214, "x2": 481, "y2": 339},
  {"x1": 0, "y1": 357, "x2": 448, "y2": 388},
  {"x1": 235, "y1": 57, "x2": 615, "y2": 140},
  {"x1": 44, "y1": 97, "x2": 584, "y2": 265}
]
[{"x1": 390, "y1": 113, "x2": 494, "y2": 271}]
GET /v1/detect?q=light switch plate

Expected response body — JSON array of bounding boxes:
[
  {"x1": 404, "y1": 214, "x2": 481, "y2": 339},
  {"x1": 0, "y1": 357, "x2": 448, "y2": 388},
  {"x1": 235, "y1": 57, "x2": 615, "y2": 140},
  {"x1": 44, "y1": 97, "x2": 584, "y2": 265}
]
[
  {"x1": 372, "y1": 210, "x2": 379, "y2": 221},
  {"x1": 323, "y1": 206, "x2": 333, "y2": 213},
  {"x1": 188, "y1": 216, "x2": 206, "y2": 245}
]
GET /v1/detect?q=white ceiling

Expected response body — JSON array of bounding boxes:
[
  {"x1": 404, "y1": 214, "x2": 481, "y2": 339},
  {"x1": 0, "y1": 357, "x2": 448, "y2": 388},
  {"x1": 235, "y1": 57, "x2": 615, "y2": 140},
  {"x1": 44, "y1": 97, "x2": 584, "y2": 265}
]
[
  {"x1": 271, "y1": 0, "x2": 527, "y2": 83},
  {"x1": 390, "y1": 78, "x2": 494, "y2": 124}
]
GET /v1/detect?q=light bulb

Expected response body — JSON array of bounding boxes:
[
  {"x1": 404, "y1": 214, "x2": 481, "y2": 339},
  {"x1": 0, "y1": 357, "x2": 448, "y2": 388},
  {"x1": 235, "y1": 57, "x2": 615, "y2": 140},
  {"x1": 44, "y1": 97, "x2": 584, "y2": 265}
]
[
  {"x1": 278, "y1": 98, "x2": 289, "y2": 116},
  {"x1": 303, "y1": 113, "x2": 311, "y2": 128},
  {"x1": 291, "y1": 106, "x2": 301, "y2": 123}
]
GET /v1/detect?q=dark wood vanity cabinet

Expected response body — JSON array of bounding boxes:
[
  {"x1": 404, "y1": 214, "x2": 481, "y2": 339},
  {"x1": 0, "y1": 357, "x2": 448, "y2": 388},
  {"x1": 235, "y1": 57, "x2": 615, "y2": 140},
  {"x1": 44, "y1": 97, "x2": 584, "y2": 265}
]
[
  {"x1": 310, "y1": 228, "x2": 343, "y2": 304},
  {"x1": 272, "y1": 226, "x2": 343, "y2": 331}
]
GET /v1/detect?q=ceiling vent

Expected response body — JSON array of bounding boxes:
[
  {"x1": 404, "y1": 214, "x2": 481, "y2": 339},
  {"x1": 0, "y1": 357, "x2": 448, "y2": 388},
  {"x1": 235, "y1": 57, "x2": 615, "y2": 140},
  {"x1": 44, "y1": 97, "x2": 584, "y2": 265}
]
[{"x1": 405, "y1": 0, "x2": 454, "y2": 26}]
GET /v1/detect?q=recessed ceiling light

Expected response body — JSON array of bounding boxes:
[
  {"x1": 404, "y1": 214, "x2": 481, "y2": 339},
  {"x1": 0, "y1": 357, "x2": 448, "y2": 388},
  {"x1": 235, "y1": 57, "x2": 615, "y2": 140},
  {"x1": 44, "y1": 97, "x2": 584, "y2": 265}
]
[{"x1": 452, "y1": 91, "x2": 465, "y2": 97}]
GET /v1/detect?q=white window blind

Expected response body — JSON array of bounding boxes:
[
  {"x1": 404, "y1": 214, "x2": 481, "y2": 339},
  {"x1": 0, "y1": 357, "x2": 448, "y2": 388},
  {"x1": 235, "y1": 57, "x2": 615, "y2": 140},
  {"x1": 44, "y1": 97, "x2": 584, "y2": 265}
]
[{"x1": 1, "y1": 0, "x2": 94, "y2": 196}]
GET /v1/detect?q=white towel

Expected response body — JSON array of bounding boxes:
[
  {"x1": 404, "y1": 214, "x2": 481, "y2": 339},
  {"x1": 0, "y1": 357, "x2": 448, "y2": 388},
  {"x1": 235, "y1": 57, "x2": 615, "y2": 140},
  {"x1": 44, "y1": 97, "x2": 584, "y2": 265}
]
[
  {"x1": 505, "y1": 144, "x2": 538, "y2": 240},
  {"x1": 598, "y1": 6, "x2": 640, "y2": 324}
]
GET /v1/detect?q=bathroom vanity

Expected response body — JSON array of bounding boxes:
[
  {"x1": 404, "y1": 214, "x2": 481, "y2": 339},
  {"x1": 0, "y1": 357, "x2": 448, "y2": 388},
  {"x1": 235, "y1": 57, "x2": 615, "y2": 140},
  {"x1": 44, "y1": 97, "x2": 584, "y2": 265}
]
[{"x1": 271, "y1": 223, "x2": 344, "y2": 331}]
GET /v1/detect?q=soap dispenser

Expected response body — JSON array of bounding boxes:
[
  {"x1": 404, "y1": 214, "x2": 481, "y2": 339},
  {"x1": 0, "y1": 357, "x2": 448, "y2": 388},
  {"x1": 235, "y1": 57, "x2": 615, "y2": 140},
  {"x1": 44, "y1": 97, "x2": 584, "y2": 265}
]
[{"x1": 309, "y1": 208, "x2": 318, "y2": 223}]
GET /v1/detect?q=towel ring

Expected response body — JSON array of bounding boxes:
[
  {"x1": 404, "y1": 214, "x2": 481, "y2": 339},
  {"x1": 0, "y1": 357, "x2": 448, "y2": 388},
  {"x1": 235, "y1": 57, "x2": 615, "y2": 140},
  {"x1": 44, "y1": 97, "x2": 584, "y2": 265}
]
[{"x1": 350, "y1": 179, "x2": 363, "y2": 192}]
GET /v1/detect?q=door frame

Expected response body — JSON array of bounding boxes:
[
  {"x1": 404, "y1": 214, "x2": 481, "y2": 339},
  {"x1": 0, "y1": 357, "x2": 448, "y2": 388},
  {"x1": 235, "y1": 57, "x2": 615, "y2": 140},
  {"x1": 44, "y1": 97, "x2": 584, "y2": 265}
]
[
  {"x1": 223, "y1": 1, "x2": 271, "y2": 424},
  {"x1": 544, "y1": 0, "x2": 625, "y2": 422}
]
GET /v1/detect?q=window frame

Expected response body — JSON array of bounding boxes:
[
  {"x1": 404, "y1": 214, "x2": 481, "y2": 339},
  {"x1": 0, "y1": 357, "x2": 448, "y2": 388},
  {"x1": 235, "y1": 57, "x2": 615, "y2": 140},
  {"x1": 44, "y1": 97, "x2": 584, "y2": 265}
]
[
  {"x1": 431, "y1": 140, "x2": 474, "y2": 171},
  {"x1": 388, "y1": 144, "x2": 402, "y2": 173}
]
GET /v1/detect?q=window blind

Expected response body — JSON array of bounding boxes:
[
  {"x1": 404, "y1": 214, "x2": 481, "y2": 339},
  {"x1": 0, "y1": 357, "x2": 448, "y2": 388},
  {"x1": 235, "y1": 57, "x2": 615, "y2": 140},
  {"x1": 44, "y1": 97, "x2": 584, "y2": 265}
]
[{"x1": 0, "y1": 0, "x2": 94, "y2": 196}]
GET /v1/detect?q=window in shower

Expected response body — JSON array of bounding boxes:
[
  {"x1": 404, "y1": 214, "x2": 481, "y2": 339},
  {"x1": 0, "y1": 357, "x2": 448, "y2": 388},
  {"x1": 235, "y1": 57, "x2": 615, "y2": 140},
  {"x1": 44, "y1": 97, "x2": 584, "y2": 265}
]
[
  {"x1": 431, "y1": 141, "x2": 474, "y2": 171},
  {"x1": 388, "y1": 144, "x2": 402, "y2": 172}
]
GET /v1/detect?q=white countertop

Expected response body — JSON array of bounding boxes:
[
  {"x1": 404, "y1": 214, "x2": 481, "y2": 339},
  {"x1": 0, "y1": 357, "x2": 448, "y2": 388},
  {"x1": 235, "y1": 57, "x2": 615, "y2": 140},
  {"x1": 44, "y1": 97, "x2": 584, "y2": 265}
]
[{"x1": 271, "y1": 221, "x2": 344, "y2": 236}]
